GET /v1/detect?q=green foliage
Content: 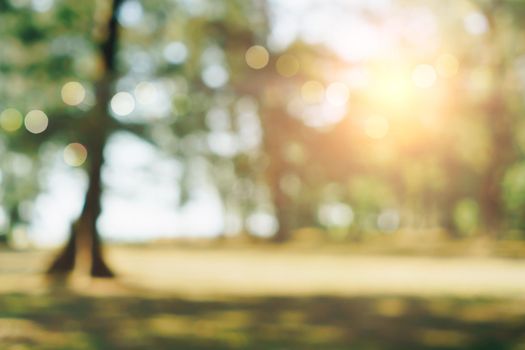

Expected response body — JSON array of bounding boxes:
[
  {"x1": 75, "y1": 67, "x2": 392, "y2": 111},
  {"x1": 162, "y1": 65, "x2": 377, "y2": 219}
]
[
  {"x1": 454, "y1": 198, "x2": 480, "y2": 236},
  {"x1": 503, "y1": 162, "x2": 525, "y2": 228},
  {"x1": 2, "y1": 0, "x2": 525, "y2": 242}
]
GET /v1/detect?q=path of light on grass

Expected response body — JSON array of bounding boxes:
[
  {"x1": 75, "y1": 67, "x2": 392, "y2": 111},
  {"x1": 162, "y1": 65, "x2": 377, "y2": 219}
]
[{"x1": 113, "y1": 248, "x2": 525, "y2": 298}]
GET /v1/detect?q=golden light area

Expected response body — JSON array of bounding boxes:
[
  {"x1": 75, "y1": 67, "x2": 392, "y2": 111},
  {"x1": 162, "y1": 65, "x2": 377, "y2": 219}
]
[
  {"x1": 63, "y1": 142, "x2": 88, "y2": 167},
  {"x1": 367, "y1": 69, "x2": 413, "y2": 111},
  {"x1": 61, "y1": 81, "x2": 86, "y2": 106},
  {"x1": 0, "y1": 108, "x2": 23, "y2": 132},
  {"x1": 301, "y1": 80, "x2": 325, "y2": 104},
  {"x1": 364, "y1": 115, "x2": 389, "y2": 140},
  {"x1": 110, "y1": 91, "x2": 135, "y2": 116},
  {"x1": 412, "y1": 64, "x2": 437, "y2": 88},
  {"x1": 276, "y1": 54, "x2": 300, "y2": 77},
  {"x1": 24, "y1": 110, "x2": 48, "y2": 134},
  {"x1": 436, "y1": 53, "x2": 459, "y2": 78},
  {"x1": 245, "y1": 45, "x2": 270, "y2": 70},
  {"x1": 326, "y1": 82, "x2": 350, "y2": 107}
]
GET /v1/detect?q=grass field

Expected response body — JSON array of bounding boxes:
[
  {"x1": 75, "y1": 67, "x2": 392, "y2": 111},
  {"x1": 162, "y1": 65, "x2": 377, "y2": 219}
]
[{"x1": 1, "y1": 244, "x2": 525, "y2": 349}]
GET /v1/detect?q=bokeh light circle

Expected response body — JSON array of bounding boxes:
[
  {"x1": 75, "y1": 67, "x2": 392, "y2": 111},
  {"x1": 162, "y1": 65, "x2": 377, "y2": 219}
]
[
  {"x1": 63, "y1": 143, "x2": 88, "y2": 167},
  {"x1": 276, "y1": 54, "x2": 300, "y2": 77},
  {"x1": 61, "y1": 81, "x2": 86, "y2": 106},
  {"x1": 24, "y1": 110, "x2": 49, "y2": 134},
  {"x1": 202, "y1": 65, "x2": 229, "y2": 89},
  {"x1": 110, "y1": 92, "x2": 135, "y2": 116},
  {"x1": 163, "y1": 41, "x2": 188, "y2": 64},
  {"x1": 0, "y1": 108, "x2": 23, "y2": 132},
  {"x1": 301, "y1": 80, "x2": 325, "y2": 104},
  {"x1": 245, "y1": 45, "x2": 270, "y2": 70}
]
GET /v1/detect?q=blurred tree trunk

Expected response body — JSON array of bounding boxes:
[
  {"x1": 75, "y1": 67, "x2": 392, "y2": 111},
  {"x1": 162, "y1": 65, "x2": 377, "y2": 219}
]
[
  {"x1": 478, "y1": 91, "x2": 514, "y2": 236},
  {"x1": 47, "y1": 0, "x2": 122, "y2": 277},
  {"x1": 6, "y1": 207, "x2": 19, "y2": 244},
  {"x1": 0, "y1": 207, "x2": 18, "y2": 245},
  {"x1": 47, "y1": 131, "x2": 112, "y2": 276},
  {"x1": 270, "y1": 175, "x2": 291, "y2": 243},
  {"x1": 249, "y1": 0, "x2": 291, "y2": 243},
  {"x1": 477, "y1": 2, "x2": 516, "y2": 237}
]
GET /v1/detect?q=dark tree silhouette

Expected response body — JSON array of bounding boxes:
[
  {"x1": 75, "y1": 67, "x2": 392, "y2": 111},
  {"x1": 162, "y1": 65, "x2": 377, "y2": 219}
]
[{"x1": 47, "y1": 0, "x2": 123, "y2": 277}]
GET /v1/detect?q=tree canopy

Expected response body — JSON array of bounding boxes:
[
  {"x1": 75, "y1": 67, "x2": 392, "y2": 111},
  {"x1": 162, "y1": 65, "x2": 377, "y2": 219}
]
[{"x1": 1, "y1": 0, "x2": 525, "y2": 275}]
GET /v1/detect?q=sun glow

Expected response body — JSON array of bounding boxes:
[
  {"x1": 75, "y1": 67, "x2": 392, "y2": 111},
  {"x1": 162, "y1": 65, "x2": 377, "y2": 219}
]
[
  {"x1": 268, "y1": 2, "x2": 467, "y2": 141},
  {"x1": 364, "y1": 115, "x2": 389, "y2": 139},
  {"x1": 365, "y1": 66, "x2": 414, "y2": 113}
]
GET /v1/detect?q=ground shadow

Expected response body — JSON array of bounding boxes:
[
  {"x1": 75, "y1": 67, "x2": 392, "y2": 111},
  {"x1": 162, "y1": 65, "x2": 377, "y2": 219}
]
[{"x1": 0, "y1": 292, "x2": 524, "y2": 349}]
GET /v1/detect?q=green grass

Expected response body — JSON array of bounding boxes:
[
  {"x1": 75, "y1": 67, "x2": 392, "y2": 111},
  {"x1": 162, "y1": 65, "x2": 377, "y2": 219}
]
[
  {"x1": 1, "y1": 292, "x2": 525, "y2": 349},
  {"x1": 3, "y1": 245, "x2": 525, "y2": 349}
]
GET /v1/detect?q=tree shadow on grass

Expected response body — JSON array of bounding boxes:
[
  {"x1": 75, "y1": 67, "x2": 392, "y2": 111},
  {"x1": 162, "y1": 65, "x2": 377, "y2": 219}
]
[{"x1": 0, "y1": 292, "x2": 524, "y2": 349}]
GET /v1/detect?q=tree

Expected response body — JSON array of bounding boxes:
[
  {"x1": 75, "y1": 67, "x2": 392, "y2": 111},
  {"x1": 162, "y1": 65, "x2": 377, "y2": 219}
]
[
  {"x1": 47, "y1": 0, "x2": 123, "y2": 276},
  {"x1": 0, "y1": 0, "x2": 274, "y2": 277}
]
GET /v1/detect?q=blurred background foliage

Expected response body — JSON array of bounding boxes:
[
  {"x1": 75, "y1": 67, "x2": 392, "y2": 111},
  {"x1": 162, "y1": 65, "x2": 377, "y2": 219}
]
[{"x1": 1, "y1": 0, "x2": 525, "y2": 248}]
